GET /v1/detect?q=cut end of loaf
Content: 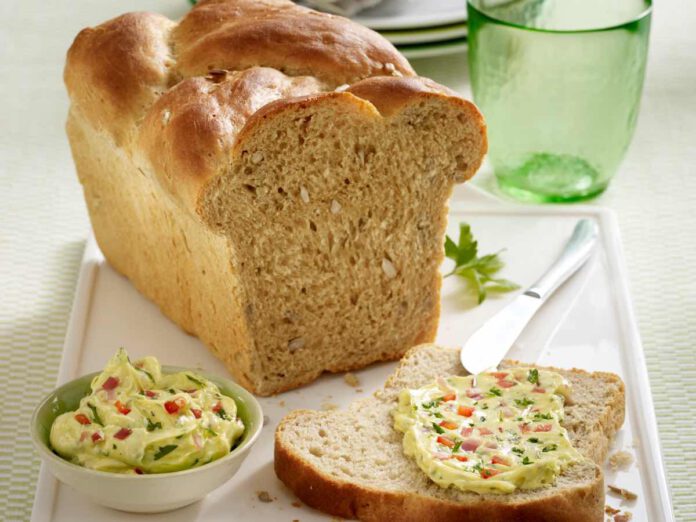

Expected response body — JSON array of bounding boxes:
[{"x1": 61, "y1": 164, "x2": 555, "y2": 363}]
[{"x1": 198, "y1": 91, "x2": 485, "y2": 395}]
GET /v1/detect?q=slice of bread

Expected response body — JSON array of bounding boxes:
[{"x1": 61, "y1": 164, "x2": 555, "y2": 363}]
[
  {"x1": 64, "y1": 0, "x2": 487, "y2": 396},
  {"x1": 275, "y1": 344, "x2": 625, "y2": 521}
]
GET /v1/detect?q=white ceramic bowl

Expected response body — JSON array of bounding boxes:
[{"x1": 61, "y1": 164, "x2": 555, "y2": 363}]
[{"x1": 31, "y1": 366, "x2": 263, "y2": 513}]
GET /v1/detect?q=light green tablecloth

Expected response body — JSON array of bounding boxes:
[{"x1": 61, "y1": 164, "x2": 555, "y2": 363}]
[{"x1": 1, "y1": 1, "x2": 694, "y2": 520}]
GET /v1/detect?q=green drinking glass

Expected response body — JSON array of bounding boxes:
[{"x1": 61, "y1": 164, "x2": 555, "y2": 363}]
[{"x1": 468, "y1": 0, "x2": 652, "y2": 203}]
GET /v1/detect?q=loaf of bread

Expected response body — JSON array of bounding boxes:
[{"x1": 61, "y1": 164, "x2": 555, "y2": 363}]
[
  {"x1": 64, "y1": 0, "x2": 487, "y2": 395},
  {"x1": 276, "y1": 344, "x2": 626, "y2": 521}
]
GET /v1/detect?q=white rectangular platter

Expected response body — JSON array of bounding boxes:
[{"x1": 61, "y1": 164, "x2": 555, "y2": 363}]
[{"x1": 31, "y1": 186, "x2": 674, "y2": 522}]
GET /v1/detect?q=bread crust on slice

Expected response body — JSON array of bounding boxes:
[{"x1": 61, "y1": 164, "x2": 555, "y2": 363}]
[{"x1": 275, "y1": 344, "x2": 625, "y2": 522}]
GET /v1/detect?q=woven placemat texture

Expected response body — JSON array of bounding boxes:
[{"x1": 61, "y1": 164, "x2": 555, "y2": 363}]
[{"x1": 1, "y1": 1, "x2": 694, "y2": 521}]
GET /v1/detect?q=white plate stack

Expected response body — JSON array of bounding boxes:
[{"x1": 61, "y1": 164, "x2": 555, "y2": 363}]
[{"x1": 303, "y1": 0, "x2": 469, "y2": 59}]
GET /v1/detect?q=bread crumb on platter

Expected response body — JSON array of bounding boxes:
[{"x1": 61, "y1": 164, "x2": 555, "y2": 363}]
[
  {"x1": 256, "y1": 490, "x2": 273, "y2": 503},
  {"x1": 292, "y1": 501, "x2": 302, "y2": 508},
  {"x1": 321, "y1": 402, "x2": 338, "y2": 411},
  {"x1": 343, "y1": 372, "x2": 360, "y2": 387},
  {"x1": 608, "y1": 485, "x2": 638, "y2": 501},
  {"x1": 608, "y1": 450, "x2": 634, "y2": 471}
]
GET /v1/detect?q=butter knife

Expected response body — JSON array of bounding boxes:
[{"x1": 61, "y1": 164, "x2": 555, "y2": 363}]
[{"x1": 459, "y1": 219, "x2": 599, "y2": 375}]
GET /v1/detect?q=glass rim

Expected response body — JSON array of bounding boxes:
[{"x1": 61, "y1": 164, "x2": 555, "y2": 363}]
[{"x1": 467, "y1": 0, "x2": 653, "y2": 34}]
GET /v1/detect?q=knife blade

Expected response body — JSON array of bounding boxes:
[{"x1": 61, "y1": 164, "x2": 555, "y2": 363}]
[{"x1": 459, "y1": 219, "x2": 599, "y2": 375}]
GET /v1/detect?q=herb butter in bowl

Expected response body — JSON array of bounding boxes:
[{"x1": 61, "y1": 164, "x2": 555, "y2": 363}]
[{"x1": 31, "y1": 349, "x2": 263, "y2": 513}]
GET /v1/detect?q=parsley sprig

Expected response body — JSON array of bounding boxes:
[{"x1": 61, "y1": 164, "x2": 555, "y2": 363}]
[{"x1": 445, "y1": 223, "x2": 519, "y2": 304}]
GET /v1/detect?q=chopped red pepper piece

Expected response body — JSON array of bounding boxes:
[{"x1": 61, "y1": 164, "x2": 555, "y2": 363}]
[
  {"x1": 490, "y1": 372, "x2": 509, "y2": 379},
  {"x1": 519, "y1": 423, "x2": 531, "y2": 433},
  {"x1": 114, "y1": 427, "x2": 132, "y2": 440},
  {"x1": 478, "y1": 427, "x2": 493, "y2": 436},
  {"x1": 212, "y1": 401, "x2": 223, "y2": 413},
  {"x1": 115, "y1": 401, "x2": 131, "y2": 415},
  {"x1": 144, "y1": 390, "x2": 157, "y2": 398},
  {"x1": 497, "y1": 379, "x2": 516, "y2": 388},
  {"x1": 455, "y1": 455, "x2": 469, "y2": 462},
  {"x1": 191, "y1": 408, "x2": 202, "y2": 419},
  {"x1": 439, "y1": 420, "x2": 458, "y2": 430},
  {"x1": 532, "y1": 387, "x2": 546, "y2": 394},
  {"x1": 460, "y1": 427, "x2": 474, "y2": 437},
  {"x1": 91, "y1": 431, "x2": 103, "y2": 443},
  {"x1": 102, "y1": 376, "x2": 119, "y2": 390},
  {"x1": 134, "y1": 468, "x2": 143, "y2": 475},
  {"x1": 164, "y1": 397, "x2": 186, "y2": 414},
  {"x1": 534, "y1": 424, "x2": 552, "y2": 432},
  {"x1": 74, "y1": 413, "x2": 91, "y2": 425},
  {"x1": 480, "y1": 468, "x2": 501, "y2": 479},
  {"x1": 457, "y1": 405, "x2": 475, "y2": 417},
  {"x1": 491, "y1": 455, "x2": 511, "y2": 466},
  {"x1": 441, "y1": 393, "x2": 456, "y2": 402},
  {"x1": 436, "y1": 436, "x2": 455, "y2": 448}
]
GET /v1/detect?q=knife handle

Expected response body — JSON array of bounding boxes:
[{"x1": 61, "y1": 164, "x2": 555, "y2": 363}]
[{"x1": 524, "y1": 219, "x2": 599, "y2": 301}]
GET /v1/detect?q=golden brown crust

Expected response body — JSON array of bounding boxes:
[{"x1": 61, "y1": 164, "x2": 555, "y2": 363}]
[
  {"x1": 65, "y1": 12, "x2": 174, "y2": 147},
  {"x1": 172, "y1": 0, "x2": 413, "y2": 84},
  {"x1": 275, "y1": 414, "x2": 604, "y2": 522}
]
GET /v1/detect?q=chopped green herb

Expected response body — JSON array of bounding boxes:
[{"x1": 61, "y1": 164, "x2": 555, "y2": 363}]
[
  {"x1": 186, "y1": 374, "x2": 205, "y2": 387},
  {"x1": 472, "y1": 462, "x2": 483, "y2": 473},
  {"x1": 487, "y1": 387, "x2": 502, "y2": 397},
  {"x1": 527, "y1": 369, "x2": 539, "y2": 385},
  {"x1": 432, "y1": 422, "x2": 445, "y2": 434},
  {"x1": 481, "y1": 403, "x2": 489, "y2": 410},
  {"x1": 112, "y1": 444, "x2": 117, "y2": 450},
  {"x1": 145, "y1": 418, "x2": 162, "y2": 432},
  {"x1": 154, "y1": 444, "x2": 178, "y2": 461},
  {"x1": 215, "y1": 408, "x2": 230, "y2": 421},
  {"x1": 522, "y1": 456, "x2": 533, "y2": 465},
  {"x1": 542, "y1": 444, "x2": 558, "y2": 452},
  {"x1": 168, "y1": 388, "x2": 176, "y2": 394},
  {"x1": 533, "y1": 413, "x2": 553, "y2": 421},
  {"x1": 87, "y1": 403, "x2": 103, "y2": 426},
  {"x1": 514, "y1": 397, "x2": 535, "y2": 408},
  {"x1": 433, "y1": 412, "x2": 444, "y2": 419},
  {"x1": 528, "y1": 437, "x2": 540, "y2": 443},
  {"x1": 511, "y1": 447, "x2": 524, "y2": 455},
  {"x1": 444, "y1": 223, "x2": 519, "y2": 305},
  {"x1": 480, "y1": 416, "x2": 486, "y2": 422},
  {"x1": 452, "y1": 441, "x2": 462, "y2": 453},
  {"x1": 206, "y1": 428, "x2": 218, "y2": 438},
  {"x1": 136, "y1": 367, "x2": 155, "y2": 383}
]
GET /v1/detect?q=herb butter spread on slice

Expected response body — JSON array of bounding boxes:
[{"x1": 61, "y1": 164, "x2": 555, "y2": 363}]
[
  {"x1": 50, "y1": 348, "x2": 245, "y2": 474},
  {"x1": 393, "y1": 368, "x2": 584, "y2": 494}
]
